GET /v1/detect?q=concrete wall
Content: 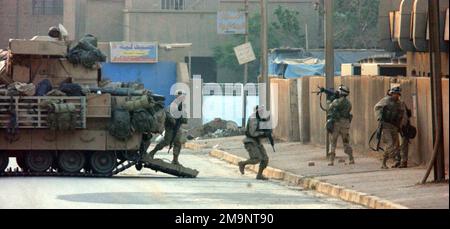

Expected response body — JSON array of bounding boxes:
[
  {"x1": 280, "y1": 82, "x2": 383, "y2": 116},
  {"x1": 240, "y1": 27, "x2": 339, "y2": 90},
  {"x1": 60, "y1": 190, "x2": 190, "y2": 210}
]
[
  {"x1": 272, "y1": 76, "x2": 449, "y2": 169},
  {"x1": 443, "y1": 79, "x2": 449, "y2": 171},
  {"x1": 271, "y1": 78, "x2": 299, "y2": 142},
  {"x1": 124, "y1": 10, "x2": 220, "y2": 56},
  {"x1": 407, "y1": 52, "x2": 450, "y2": 77},
  {"x1": 86, "y1": 0, "x2": 124, "y2": 42},
  {"x1": 64, "y1": 0, "x2": 124, "y2": 42},
  {"x1": 308, "y1": 77, "x2": 327, "y2": 145},
  {"x1": 0, "y1": 0, "x2": 63, "y2": 48},
  {"x1": 297, "y1": 77, "x2": 310, "y2": 143}
]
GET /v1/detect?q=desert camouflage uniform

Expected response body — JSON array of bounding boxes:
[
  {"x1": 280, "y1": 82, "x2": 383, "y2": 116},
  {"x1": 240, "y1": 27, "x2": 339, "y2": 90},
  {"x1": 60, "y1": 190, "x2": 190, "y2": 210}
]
[
  {"x1": 328, "y1": 97, "x2": 354, "y2": 165},
  {"x1": 143, "y1": 109, "x2": 187, "y2": 165},
  {"x1": 374, "y1": 96, "x2": 405, "y2": 169},
  {"x1": 238, "y1": 114, "x2": 269, "y2": 180}
]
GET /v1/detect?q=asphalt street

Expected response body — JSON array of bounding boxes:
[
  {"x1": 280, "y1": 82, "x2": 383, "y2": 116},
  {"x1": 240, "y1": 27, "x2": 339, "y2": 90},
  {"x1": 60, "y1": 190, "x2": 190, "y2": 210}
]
[{"x1": 0, "y1": 148, "x2": 363, "y2": 209}]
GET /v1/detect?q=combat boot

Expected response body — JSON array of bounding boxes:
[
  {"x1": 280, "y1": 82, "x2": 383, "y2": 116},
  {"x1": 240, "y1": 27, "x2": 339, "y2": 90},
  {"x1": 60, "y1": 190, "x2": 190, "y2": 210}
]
[
  {"x1": 256, "y1": 161, "x2": 268, "y2": 180},
  {"x1": 172, "y1": 154, "x2": 181, "y2": 166},
  {"x1": 256, "y1": 174, "x2": 269, "y2": 180},
  {"x1": 238, "y1": 161, "x2": 246, "y2": 175},
  {"x1": 328, "y1": 154, "x2": 336, "y2": 166},
  {"x1": 381, "y1": 158, "x2": 388, "y2": 169},
  {"x1": 349, "y1": 156, "x2": 355, "y2": 165},
  {"x1": 399, "y1": 162, "x2": 408, "y2": 168},
  {"x1": 392, "y1": 161, "x2": 401, "y2": 168}
]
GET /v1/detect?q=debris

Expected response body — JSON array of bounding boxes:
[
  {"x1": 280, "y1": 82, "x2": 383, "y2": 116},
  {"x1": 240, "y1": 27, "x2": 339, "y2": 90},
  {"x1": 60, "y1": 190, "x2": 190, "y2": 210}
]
[
  {"x1": 308, "y1": 161, "x2": 315, "y2": 167},
  {"x1": 186, "y1": 118, "x2": 245, "y2": 140}
]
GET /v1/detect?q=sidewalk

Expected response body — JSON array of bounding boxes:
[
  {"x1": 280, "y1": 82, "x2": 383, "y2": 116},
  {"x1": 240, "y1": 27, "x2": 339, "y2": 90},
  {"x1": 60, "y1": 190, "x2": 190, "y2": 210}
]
[{"x1": 185, "y1": 136, "x2": 449, "y2": 209}]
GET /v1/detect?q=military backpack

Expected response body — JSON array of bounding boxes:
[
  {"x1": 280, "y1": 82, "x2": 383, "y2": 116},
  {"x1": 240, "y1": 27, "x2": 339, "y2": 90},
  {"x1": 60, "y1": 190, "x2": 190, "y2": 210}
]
[{"x1": 109, "y1": 108, "x2": 133, "y2": 141}]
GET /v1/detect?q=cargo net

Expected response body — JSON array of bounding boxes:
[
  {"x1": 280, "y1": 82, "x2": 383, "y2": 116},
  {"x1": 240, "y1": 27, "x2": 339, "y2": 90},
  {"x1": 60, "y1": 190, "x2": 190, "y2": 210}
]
[{"x1": 0, "y1": 96, "x2": 86, "y2": 129}]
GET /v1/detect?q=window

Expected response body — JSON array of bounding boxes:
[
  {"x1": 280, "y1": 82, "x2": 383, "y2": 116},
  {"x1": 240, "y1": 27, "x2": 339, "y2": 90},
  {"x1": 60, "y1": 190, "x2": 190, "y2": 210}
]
[
  {"x1": 32, "y1": 0, "x2": 63, "y2": 16},
  {"x1": 161, "y1": 0, "x2": 185, "y2": 10}
]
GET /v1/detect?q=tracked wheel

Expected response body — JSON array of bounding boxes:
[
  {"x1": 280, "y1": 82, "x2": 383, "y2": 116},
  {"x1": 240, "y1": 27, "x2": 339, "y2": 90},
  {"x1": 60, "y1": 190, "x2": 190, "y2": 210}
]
[
  {"x1": 16, "y1": 155, "x2": 28, "y2": 171},
  {"x1": 58, "y1": 151, "x2": 86, "y2": 173},
  {"x1": 120, "y1": 151, "x2": 140, "y2": 161},
  {"x1": 90, "y1": 151, "x2": 117, "y2": 175},
  {"x1": 0, "y1": 152, "x2": 9, "y2": 172},
  {"x1": 25, "y1": 151, "x2": 53, "y2": 173}
]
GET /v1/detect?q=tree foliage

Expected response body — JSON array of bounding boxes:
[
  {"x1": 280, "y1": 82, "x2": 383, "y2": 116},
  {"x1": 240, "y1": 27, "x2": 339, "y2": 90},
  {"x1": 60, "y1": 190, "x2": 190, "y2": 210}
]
[
  {"x1": 213, "y1": 2, "x2": 381, "y2": 82},
  {"x1": 213, "y1": 6, "x2": 303, "y2": 82},
  {"x1": 333, "y1": 0, "x2": 380, "y2": 48}
]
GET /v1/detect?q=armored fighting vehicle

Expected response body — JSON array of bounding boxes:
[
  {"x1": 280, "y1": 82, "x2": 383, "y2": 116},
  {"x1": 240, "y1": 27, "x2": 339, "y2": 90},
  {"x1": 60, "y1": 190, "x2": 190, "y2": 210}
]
[{"x1": 0, "y1": 27, "x2": 198, "y2": 178}]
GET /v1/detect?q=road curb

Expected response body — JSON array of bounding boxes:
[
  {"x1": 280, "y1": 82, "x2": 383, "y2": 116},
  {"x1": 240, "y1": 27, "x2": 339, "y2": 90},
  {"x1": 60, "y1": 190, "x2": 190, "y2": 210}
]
[
  {"x1": 186, "y1": 143, "x2": 408, "y2": 209},
  {"x1": 184, "y1": 142, "x2": 207, "y2": 151}
]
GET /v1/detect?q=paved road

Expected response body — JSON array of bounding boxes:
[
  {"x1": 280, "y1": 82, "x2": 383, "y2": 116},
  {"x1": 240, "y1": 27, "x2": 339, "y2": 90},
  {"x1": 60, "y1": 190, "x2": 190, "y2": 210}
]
[{"x1": 0, "y1": 149, "x2": 363, "y2": 209}]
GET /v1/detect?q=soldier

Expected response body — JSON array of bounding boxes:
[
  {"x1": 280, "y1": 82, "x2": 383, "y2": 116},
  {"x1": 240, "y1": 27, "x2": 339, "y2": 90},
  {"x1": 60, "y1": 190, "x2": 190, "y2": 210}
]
[
  {"x1": 374, "y1": 87, "x2": 405, "y2": 169},
  {"x1": 142, "y1": 91, "x2": 187, "y2": 165},
  {"x1": 238, "y1": 105, "x2": 271, "y2": 180},
  {"x1": 393, "y1": 102, "x2": 413, "y2": 168},
  {"x1": 327, "y1": 85, "x2": 355, "y2": 166}
]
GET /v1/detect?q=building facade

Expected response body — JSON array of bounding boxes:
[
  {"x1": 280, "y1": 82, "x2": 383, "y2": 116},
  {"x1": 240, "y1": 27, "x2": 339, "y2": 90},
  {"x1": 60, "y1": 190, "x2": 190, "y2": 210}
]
[
  {"x1": 0, "y1": 0, "x2": 64, "y2": 48},
  {"x1": 63, "y1": 0, "x2": 321, "y2": 82}
]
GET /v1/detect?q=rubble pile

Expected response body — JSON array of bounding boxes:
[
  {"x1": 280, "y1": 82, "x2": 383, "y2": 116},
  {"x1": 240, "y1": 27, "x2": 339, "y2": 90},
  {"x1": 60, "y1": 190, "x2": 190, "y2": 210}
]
[{"x1": 187, "y1": 118, "x2": 244, "y2": 140}]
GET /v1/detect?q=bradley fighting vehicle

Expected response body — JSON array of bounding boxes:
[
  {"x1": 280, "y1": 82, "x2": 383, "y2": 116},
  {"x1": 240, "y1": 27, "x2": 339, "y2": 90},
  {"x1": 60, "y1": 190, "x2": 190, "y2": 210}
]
[{"x1": 0, "y1": 26, "x2": 198, "y2": 178}]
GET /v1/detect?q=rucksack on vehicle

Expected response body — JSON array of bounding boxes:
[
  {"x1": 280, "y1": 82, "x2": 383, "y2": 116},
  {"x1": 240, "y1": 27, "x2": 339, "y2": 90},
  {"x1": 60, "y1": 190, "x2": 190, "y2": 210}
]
[
  {"x1": 48, "y1": 112, "x2": 77, "y2": 131},
  {"x1": 124, "y1": 95, "x2": 154, "y2": 111},
  {"x1": 131, "y1": 109, "x2": 154, "y2": 133},
  {"x1": 151, "y1": 109, "x2": 166, "y2": 134},
  {"x1": 46, "y1": 102, "x2": 78, "y2": 131},
  {"x1": 109, "y1": 108, "x2": 133, "y2": 141}
]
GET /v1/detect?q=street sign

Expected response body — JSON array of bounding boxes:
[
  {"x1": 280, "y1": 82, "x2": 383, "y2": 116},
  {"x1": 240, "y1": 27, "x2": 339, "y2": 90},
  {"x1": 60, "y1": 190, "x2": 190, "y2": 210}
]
[
  {"x1": 217, "y1": 11, "x2": 246, "y2": 35},
  {"x1": 110, "y1": 42, "x2": 158, "y2": 63},
  {"x1": 234, "y1": 42, "x2": 256, "y2": 65}
]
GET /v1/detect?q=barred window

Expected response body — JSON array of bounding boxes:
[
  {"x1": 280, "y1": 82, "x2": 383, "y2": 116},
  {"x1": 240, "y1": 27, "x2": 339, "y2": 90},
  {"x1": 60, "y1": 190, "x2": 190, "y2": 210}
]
[
  {"x1": 161, "y1": 0, "x2": 185, "y2": 10},
  {"x1": 32, "y1": 0, "x2": 63, "y2": 16}
]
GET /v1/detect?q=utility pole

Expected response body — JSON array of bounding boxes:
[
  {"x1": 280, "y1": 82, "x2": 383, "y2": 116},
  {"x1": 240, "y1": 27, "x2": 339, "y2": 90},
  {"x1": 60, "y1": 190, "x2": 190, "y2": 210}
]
[
  {"x1": 324, "y1": 0, "x2": 334, "y2": 158},
  {"x1": 260, "y1": 0, "x2": 270, "y2": 110},
  {"x1": 428, "y1": 0, "x2": 445, "y2": 182},
  {"x1": 305, "y1": 24, "x2": 309, "y2": 51},
  {"x1": 243, "y1": 0, "x2": 249, "y2": 127},
  {"x1": 325, "y1": 0, "x2": 334, "y2": 93}
]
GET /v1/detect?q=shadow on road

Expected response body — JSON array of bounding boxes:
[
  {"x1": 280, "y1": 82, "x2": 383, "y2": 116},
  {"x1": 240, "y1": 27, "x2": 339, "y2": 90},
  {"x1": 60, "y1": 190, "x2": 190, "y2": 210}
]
[{"x1": 57, "y1": 191, "x2": 318, "y2": 206}]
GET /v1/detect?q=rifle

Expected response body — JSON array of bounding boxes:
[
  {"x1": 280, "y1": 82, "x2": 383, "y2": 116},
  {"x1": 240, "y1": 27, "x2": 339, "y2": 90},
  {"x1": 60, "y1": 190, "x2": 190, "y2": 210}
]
[
  {"x1": 312, "y1": 86, "x2": 339, "y2": 100},
  {"x1": 312, "y1": 86, "x2": 340, "y2": 112},
  {"x1": 257, "y1": 118, "x2": 276, "y2": 152},
  {"x1": 265, "y1": 130, "x2": 276, "y2": 152},
  {"x1": 369, "y1": 107, "x2": 386, "y2": 152}
]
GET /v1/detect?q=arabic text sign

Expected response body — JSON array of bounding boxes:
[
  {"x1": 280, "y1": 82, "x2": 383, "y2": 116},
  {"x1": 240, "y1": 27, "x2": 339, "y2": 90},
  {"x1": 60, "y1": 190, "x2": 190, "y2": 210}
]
[
  {"x1": 234, "y1": 42, "x2": 256, "y2": 65},
  {"x1": 217, "y1": 11, "x2": 246, "y2": 35},
  {"x1": 110, "y1": 42, "x2": 158, "y2": 63}
]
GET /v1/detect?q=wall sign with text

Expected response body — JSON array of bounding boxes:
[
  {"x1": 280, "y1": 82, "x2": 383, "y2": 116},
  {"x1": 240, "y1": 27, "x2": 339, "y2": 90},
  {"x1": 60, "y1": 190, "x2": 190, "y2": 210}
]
[{"x1": 110, "y1": 42, "x2": 158, "y2": 63}]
